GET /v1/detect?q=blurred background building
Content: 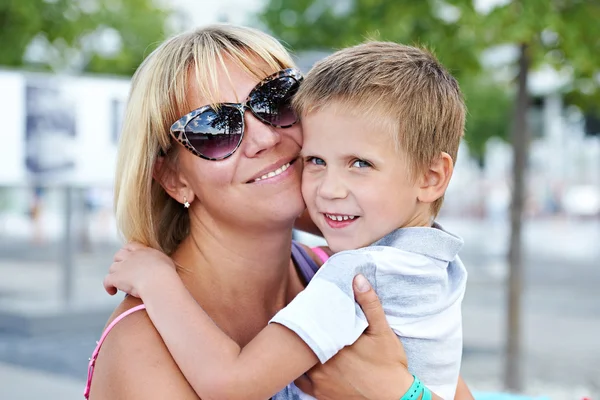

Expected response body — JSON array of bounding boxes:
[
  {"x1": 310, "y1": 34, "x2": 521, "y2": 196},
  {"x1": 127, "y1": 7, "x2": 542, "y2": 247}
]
[{"x1": 0, "y1": 0, "x2": 599, "y2": 399}]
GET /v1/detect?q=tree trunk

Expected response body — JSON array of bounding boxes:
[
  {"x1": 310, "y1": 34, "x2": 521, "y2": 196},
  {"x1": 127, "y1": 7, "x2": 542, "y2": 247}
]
[{"x1": 504, "y1": 43, "x2": 531, "y2": 392}]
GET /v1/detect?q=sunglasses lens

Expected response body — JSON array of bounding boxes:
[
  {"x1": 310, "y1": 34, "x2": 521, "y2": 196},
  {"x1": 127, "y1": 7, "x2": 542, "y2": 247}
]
[
  {"x1": 184, "y1": 106, "x2": 243, "y2": 159},
  {"x1": 249, "y1": 76, "x2": 299, "y2": 127}
]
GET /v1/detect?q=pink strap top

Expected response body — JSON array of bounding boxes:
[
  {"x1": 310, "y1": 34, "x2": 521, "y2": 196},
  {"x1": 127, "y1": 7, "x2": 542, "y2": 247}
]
[
  {"x1": 311, "y1": 246, "x2": 330, "y2": 264},
  {"x1": 84, "y1": 304, "x2": 146, "y2": 398},
  {"x1": 83, "y1": 244, "x2": 330, "y2": 399}
]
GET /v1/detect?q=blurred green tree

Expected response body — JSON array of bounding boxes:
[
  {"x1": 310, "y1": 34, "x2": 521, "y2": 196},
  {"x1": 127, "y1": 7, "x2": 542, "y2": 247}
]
[
  {"x1": 261, "y1": 0, "x2": 480, "y2": 77},
  {"x1": 0, "y1": 0, "x2": 172, "y2": 75},
  {"x1": 463, "y1": 78, "x2": 512, "y2": 166},
  {"x1": 260, "y1": 0, "x2": 600, "y2": 392},
  {"x1": 452, "y1": 1, "x2": 600, "y2": 391}
]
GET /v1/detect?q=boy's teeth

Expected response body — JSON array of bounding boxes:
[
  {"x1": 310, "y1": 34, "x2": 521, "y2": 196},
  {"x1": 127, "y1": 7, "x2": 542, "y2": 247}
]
[
  {"x1": 326, "y1": 214, "x2": 356, "y2": 221},
  {"x1": 254, "y1": 162, "x2": 290, "y2": 181}
]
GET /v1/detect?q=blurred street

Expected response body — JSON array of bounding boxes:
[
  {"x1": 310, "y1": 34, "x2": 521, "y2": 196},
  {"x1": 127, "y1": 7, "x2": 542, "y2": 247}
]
[
  {"x1": 453, "y1": 218, "x2": 600, "y2": 396},
  {"x1": 0, "y1": 216, "x2": 598, "y2": 399}
]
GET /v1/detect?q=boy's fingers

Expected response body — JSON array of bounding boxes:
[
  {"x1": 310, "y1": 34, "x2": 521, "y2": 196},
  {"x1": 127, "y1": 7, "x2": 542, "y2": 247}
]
[
  {"x1": 108, "y1": 260, "x2": 123, "y2": 273},
  {"x1": 124, "y1": 242, "x2": 145, "y2": 251},
  {"x1": 103, "y1": 275, "x2": 117, "y2": 295},
  {"x1": 113, "y1": 249, "x2": 129, "y2": 262},
  {"x1": 353, "y1": 274, "x2": 389, "y2": 335}
]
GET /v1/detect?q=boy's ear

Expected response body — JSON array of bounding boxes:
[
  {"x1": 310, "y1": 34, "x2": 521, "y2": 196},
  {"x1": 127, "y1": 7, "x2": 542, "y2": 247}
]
[
  {"x1": 417, "y1": 152, "x2": 454, "y2": 205},
  {"x1": 153, "y1": 156, "x2": 196, "y2": 206}
]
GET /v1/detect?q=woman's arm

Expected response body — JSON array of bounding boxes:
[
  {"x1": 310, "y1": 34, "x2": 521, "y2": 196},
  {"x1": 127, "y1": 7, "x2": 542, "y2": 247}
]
[
  {"x1": 143, "y1": 273, "x2": 319, "y2": 400},
  {"x1": 89, "y1": 297, "x2": 199, "y2": 400},
  {"x1": 455, "y1": 376, "x2": 475, "y2": 400}
]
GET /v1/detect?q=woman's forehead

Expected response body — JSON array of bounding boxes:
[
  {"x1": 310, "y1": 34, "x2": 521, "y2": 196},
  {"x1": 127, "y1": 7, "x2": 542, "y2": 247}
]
[{"x1": 186, "y1": 53, "x2": 280, "y2": 109}]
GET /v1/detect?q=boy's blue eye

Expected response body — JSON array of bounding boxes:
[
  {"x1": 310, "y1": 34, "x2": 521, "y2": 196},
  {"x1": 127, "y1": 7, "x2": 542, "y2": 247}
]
[
  {"x1": 306, "y1": 157, "x2": 326, "y2": 166},
  {"x1": 352, "y1": 159, "x2": 371, "y2": 168}
]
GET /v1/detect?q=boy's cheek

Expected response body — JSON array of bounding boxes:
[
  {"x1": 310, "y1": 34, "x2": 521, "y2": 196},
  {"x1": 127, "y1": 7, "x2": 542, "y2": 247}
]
[
  {"x1": 301, "y1": 174, "x2": 319, "y2": 204},
  {"x1": 300, "y1": 174, "x2": 313, "y2": 198}
]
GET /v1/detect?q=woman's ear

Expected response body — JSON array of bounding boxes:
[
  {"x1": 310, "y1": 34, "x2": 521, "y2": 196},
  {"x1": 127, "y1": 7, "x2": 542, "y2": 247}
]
[
  {"x1": 417, "y1": 152, "x2": 454, "y2": 204},
  {"x1": 153, "y1": 156, "x2": 195, "y2": 207}
]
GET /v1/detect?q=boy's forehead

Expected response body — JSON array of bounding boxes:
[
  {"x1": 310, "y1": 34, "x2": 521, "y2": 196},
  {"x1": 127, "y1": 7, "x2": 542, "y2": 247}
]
[
  {"x1": 302, "y1": 101, "x2": 398, "y2": 141},
  {"x1": 302, "y1": 106, "x2": 403, "y2": 159}
]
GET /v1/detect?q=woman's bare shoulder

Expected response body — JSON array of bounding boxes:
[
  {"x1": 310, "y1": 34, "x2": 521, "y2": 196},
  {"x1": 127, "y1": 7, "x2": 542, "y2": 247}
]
[{"x1": 89, "y1": 296, "x2": 198, "y2": 400}]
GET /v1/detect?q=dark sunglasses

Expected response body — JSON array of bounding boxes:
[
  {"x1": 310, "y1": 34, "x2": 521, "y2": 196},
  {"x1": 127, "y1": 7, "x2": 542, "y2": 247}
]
[{"x1": 170, "y1": 68, "x2": 303, "y2": 161}]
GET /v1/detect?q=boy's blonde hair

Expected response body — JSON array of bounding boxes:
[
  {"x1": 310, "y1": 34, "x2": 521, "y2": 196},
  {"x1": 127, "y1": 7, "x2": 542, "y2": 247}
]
[
  {"x1": 293, "y1": 41, "x2": 465, "y2": 216},
  {"x1": 114, "y1": 24, "x2": 295, "y2": 254}
]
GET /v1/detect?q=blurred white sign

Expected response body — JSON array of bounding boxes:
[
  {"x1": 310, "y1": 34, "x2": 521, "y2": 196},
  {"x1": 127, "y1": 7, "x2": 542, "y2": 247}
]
[
  {"x1": 0, "y1": 71, "x2": 26, "y2": 185},
  {"x1": 0, "y1": 70, "x2": 130, "y2": 186}
]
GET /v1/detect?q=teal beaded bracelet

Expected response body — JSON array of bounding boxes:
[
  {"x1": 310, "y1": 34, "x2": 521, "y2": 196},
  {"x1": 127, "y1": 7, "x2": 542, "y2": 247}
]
[{"x1": 400, "y1": 375, "x2": 423, "y2": 400}]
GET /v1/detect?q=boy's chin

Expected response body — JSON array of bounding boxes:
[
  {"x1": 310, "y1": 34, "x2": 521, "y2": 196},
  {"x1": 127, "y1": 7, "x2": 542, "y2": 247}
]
[
  {"x1": 326, "y1": 234, "x2": 379, "y2": 253},
  {"x1": 326, "y1": 239, "x2": 359, "y2": 254}
]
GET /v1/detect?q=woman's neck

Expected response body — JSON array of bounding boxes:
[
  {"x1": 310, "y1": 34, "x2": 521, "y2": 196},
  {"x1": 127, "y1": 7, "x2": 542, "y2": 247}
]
[{"x1": 171, "y1": 218, "x2": 302, "y2": 346}]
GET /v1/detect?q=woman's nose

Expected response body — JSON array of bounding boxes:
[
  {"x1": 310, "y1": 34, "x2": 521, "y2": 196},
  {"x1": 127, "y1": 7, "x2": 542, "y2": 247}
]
[{"x1": 242, "y1": 111, "x2": 281, "y2": 158}]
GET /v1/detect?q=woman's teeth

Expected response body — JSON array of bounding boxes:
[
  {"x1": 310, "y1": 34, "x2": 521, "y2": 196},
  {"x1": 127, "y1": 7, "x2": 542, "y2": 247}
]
[
  {"x1": 253, "y1": 162, "x2": 291, "y2": 182},
  {"x1": 325, "y1": 214, "x2": 356, "y2": 221}
]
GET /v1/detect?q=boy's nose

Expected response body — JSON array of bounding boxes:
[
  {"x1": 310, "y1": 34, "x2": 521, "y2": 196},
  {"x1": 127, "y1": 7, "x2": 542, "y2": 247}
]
[{"x1": 317, "y1": 172, "x2": 348, "y2": 200}]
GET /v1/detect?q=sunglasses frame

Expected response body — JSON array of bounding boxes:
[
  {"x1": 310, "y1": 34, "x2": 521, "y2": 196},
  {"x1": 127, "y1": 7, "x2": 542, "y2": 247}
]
[{"x1": 169, "y1": 68, "x2": 303, "y2": 161}]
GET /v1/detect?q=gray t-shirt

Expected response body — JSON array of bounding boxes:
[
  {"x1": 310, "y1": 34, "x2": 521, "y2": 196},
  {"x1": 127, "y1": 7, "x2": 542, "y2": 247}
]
[{"x1": 272, "y1": 223, "x2": 467, "y2": 400}]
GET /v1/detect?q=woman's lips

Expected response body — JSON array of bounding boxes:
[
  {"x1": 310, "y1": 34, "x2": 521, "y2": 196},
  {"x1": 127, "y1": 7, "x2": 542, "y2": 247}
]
[{"x1": 247, "y1": 158, "x2": 298, "y2": 184}]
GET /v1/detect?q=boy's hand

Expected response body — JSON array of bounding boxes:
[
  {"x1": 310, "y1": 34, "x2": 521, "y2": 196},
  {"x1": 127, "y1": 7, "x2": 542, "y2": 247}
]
[{"x1": 103, "y1": 242, "x2": 178, "y2": 298}]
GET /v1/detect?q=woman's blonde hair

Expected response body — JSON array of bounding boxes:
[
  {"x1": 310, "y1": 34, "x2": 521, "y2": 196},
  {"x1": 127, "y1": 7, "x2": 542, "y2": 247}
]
[{"x1": 114, "y1": 24, "x2": 296, "y2": 254}]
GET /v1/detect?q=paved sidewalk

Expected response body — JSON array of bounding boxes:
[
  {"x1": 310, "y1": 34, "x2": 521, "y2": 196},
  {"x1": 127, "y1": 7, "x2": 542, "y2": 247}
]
[{"x1": 0, "y1": 362, "x2": 84, "y2": 400}]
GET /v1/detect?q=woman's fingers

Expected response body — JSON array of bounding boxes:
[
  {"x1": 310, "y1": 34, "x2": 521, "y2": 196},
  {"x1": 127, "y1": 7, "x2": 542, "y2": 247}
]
[
  {"x1": 294, "y1": 375, "x2": 315, "y2": 397},
  {"x1": 353, "y1": 274, "x2": 390, "y2": 335}
]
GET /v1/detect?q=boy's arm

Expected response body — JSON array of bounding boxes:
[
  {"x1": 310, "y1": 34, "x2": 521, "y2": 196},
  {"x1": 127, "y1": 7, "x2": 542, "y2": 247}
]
[
  {"x1": 142, "y1": 274, "x2": 319, "y2": 400},
  {"x1": 104, "y1": 244, "x2": 319, "y2": 400}
]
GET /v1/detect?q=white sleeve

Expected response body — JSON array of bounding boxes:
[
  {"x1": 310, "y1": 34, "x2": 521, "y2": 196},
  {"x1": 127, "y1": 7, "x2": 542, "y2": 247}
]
[{"x1": 269, "y1": 250, "x2": 376, "y2": 363}]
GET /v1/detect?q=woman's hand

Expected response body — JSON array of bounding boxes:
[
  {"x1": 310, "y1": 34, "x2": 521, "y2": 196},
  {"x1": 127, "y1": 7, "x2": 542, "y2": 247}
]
[
  {"x1": 103, "y1": 242, "x2": 178, "y2": 298},
  {"x1": 295, "y1": 275, "x2": 414, "y2": 400}
]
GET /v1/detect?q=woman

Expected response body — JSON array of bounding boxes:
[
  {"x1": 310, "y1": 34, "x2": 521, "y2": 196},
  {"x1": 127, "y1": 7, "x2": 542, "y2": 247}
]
[{"x1": 87, "y1": 24, "x2": 473, "y2": 399}]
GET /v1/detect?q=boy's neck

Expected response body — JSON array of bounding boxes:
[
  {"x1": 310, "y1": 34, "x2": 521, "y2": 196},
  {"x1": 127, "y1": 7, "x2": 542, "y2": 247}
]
[{"x1": 398, "y1": 209, "x2": 435, "y2": 229}]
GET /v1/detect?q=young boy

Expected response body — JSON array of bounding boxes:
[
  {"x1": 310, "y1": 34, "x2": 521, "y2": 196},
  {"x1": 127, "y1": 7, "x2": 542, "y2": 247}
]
[{"x1": 105, "y1": 41, "x2": 467, "y2": 400}]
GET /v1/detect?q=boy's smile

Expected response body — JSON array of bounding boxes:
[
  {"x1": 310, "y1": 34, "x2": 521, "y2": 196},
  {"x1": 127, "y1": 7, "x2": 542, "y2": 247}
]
[
  {"x1": 322, "y1": 212, "x2": 359, "y2": 229},
  {"x1": 300, "y1": 103, "x2": 432, "y2": 253}
]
